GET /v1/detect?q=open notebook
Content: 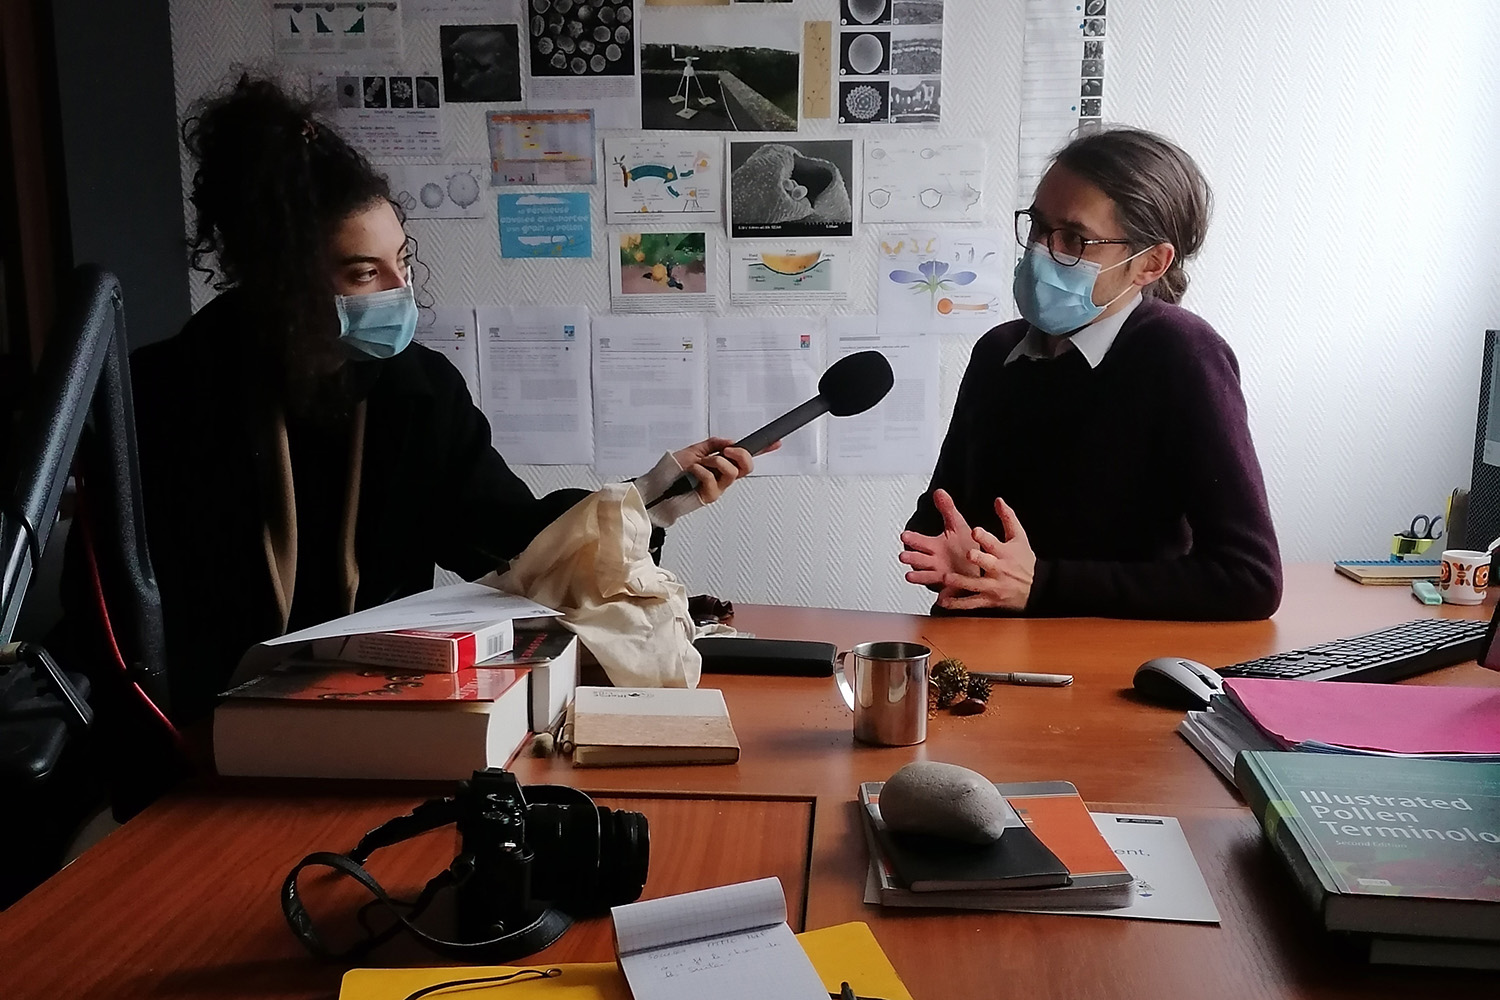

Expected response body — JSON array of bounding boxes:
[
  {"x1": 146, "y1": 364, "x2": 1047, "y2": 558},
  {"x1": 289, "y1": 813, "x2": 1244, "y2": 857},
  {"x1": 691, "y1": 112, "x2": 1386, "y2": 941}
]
[{"x1": 612, "y1": 878, "x2": 827, "y2": 1000}]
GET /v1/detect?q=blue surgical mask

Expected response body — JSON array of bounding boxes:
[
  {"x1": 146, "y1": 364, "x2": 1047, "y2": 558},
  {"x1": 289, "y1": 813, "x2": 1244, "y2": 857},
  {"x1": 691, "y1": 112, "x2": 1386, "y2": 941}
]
[
  {"x1": 335, "y1": 284, "x2": 417, "y2": 359},
  {"x1": 1013, "y1": 242, "x2": 1150, "y2": 336}
]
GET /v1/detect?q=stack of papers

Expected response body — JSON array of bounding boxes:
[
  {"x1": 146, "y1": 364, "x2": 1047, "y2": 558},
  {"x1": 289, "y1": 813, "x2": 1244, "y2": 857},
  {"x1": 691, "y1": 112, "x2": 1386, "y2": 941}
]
[{"x1": 1179, "y1": 678, "x2": 1500, "y2": 781}]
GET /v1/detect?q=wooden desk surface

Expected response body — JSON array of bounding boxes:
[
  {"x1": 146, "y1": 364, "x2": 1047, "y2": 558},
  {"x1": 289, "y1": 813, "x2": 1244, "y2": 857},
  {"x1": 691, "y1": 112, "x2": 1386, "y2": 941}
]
[{"x1": 3, "y1": 565, "x2": 1498, "y2": 999}]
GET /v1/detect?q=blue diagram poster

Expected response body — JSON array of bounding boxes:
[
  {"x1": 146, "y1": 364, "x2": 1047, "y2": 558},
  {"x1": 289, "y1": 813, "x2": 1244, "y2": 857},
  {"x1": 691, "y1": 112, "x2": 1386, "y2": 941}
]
[{"x1": 497, "y1": 193, "x2": 591, "y2": 259}]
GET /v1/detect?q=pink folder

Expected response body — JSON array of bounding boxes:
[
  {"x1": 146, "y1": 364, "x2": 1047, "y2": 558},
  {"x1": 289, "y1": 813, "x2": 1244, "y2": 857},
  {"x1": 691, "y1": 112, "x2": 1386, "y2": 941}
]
[{"x1": 1223, "y1": 678, "x2": 1500, "y2": 755}]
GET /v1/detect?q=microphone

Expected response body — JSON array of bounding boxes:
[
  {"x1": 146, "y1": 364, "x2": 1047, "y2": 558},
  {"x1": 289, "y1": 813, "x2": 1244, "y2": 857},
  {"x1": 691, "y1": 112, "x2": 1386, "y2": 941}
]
[{"x1": 645, "y1": 350, "x2": 894, "y2": 510}]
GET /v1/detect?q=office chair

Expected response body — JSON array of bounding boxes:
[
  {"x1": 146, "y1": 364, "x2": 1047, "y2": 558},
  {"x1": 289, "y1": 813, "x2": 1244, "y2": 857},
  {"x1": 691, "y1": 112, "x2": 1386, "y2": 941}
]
[{"x1": 0, "y1": 265, "x2": 169, "y2": 906}]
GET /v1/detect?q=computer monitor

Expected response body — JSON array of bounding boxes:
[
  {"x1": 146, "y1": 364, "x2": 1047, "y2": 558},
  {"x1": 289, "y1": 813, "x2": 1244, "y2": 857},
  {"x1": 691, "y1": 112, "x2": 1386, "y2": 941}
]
[{"x1": 1465, "y1": 329, "x2": 1500, "y2": 552}]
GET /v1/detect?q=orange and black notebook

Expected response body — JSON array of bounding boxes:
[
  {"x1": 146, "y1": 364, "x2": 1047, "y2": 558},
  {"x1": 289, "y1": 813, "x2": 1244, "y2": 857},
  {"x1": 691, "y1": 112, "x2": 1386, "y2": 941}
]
[{"x1": 859, "y1": 783, "x2": 1069, "y2": 892}]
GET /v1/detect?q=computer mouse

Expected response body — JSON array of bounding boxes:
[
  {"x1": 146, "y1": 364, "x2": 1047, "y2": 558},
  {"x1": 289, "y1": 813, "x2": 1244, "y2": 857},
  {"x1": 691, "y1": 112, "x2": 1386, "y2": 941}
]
[{"x1": 1131, "y1": 657, "x2": 1225, "y2": 709}]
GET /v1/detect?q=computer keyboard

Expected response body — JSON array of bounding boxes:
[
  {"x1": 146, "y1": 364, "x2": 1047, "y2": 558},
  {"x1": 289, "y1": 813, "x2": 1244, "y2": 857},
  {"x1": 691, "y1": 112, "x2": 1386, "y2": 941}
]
[{"x1": 1215, "y1": 617, "x2": 1492, "y2": 683}]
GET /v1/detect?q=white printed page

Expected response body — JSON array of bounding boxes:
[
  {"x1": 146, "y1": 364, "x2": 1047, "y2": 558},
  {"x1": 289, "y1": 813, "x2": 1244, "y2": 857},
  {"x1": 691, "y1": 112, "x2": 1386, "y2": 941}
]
[
  {"x1": 414, "y1": 306, "x2": 480, "y2": 405},
  {"x1": 707, "y1": 318, "x2": 822, "y2": 477},
  {"x1": 613, "y1": 878, "x2": 826, "y2": 1000},
  {"x1": 862, "y1": 140, "x2": 987, "y2": 224},
  {"x1": 475, "y1": 306, "x2": 593, "y2": 466},
  {"x1": 592, "y1": 316, "x2": 708, "y2": 477},
  {"x1": 826, "y1": 317, "x2": 940, "y2": 476}
]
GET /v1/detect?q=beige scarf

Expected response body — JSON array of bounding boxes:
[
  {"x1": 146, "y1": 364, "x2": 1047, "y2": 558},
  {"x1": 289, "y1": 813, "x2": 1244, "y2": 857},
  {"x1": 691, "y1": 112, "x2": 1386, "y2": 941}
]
[{"x1": 255, "y1": 401, "x2": 367, "y2": 632}]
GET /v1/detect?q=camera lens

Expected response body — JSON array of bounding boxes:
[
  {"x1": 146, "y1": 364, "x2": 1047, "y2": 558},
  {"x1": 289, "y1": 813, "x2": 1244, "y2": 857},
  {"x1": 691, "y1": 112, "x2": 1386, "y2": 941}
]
[{"x1": 596, "y1": 806, "x2": 650, "y2": 905}]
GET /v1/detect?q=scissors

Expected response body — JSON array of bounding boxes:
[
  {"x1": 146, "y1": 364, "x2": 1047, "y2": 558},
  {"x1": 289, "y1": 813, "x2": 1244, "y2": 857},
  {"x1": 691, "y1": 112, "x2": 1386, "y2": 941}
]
[{"x1": 1391, "y1": 513, "x2": 1444, "y2": 558}]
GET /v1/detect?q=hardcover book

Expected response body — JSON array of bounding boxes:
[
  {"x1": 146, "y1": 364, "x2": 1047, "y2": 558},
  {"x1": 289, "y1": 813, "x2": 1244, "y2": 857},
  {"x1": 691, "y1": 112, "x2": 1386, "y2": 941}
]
[
  {"x1": 1235, "y1": 751, "x2": 1500, "y2": 941},
  {"x1": 214, "y1": 662, "x2": 532, "y2": 780}
]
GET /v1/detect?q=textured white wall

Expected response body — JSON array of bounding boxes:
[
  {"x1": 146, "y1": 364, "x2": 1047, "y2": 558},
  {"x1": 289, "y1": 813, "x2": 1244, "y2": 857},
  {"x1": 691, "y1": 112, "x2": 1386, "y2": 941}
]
[{"x1": 168, "y1": 0, "x2": 1500, "y2": 614}]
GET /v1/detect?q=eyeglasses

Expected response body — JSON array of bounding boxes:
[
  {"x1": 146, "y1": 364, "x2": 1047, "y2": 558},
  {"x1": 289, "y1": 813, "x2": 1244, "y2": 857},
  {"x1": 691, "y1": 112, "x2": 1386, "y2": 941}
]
[{"x1": 1014, "y1": 209, "x2": 1134, "y2": 267}]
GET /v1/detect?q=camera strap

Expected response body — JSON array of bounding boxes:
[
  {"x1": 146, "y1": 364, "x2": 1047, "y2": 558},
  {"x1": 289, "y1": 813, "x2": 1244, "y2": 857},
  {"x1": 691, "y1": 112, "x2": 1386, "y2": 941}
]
[{"x1": 281, "y1": 797, "x2": 572, "y2": 963}]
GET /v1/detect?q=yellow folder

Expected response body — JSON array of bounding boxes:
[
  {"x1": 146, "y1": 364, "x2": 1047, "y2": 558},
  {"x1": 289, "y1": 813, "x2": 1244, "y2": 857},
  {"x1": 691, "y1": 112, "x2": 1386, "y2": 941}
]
[{"x1": 338, "y1": 921, "x2": 914, "y2": 1000}]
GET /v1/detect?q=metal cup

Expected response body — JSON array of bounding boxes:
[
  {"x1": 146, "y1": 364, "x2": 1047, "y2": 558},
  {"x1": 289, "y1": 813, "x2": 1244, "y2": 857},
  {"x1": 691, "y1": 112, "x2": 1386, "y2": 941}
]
[{"x1": 835, "y1": 641, "x2": 930, "y2": 746}]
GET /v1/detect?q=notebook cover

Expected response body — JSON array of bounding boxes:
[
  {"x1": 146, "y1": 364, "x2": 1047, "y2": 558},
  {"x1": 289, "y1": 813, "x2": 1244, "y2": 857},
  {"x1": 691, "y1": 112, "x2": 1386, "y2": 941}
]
[
  {"x1": 1223, "y1": 678, "x2": 1500, "y2": 755},
  {"x1": 570, "y1": 687, "x2": 740, "y2": 767},
  {"x1": 1003, "y1": 781, "x2": 1135, "y2": 888},
  {"x1": 338, "y1": 922, "x2": 913, "y2": 1000}
]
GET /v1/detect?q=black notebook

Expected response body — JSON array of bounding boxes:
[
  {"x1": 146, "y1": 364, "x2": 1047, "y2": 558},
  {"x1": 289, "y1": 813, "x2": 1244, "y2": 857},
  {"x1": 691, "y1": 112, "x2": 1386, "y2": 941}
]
[{"x1": 859, "y1": 784, "x2": 1070, "y2": 892}]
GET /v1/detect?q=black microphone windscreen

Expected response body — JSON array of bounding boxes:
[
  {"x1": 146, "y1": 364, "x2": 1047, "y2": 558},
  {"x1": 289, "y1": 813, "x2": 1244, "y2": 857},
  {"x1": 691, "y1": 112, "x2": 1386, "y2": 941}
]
[{"x1": 819, "y1": 350, "x2": 894, "y2": 417}]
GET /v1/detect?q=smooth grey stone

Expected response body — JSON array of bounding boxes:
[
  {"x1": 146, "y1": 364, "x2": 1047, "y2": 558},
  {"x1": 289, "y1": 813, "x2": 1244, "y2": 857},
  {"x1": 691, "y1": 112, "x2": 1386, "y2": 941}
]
[{"x1": 880, "y1": 761, "x2": 1010, "y2": 844}]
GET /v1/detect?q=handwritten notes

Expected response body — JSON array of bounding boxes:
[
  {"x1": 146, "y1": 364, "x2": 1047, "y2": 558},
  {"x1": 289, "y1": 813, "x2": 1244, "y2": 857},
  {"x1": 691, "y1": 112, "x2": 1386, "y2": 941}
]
[{"x1": 612, "y1": 878, "x2": 827, "y2": 1000}]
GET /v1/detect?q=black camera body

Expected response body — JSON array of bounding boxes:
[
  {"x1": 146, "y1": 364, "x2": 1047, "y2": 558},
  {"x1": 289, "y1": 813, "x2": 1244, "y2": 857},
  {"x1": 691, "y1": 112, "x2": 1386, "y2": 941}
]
[
  {"x1": 283, "y1": 768, "x2": 650, "y2": 962},
  {"x1": 454, "y1": 769, "x2": 650, "y2": 941}
]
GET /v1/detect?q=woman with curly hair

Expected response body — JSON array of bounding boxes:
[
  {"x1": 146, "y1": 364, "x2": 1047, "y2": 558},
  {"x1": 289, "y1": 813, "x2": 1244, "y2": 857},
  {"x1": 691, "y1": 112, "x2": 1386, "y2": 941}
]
[{"x1": 63, "y1": 75, "x2": 758, "y2": 735}]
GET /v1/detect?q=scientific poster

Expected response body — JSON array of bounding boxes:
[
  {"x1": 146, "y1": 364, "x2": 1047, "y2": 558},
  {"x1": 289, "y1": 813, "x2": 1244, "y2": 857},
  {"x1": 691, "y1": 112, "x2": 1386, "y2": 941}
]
[
  {"x1": 497, "y1": 193, "x2": 591, "y2": 258},
  {"x1": 876, "y1": 229, "x2": 1009, "y2": 335},
  {"x1": 729, "y1": 244, "x2": 848, "y2": 305},
  {"x1": 604, "y1": 136, "x2": 721, "y2": 224}
]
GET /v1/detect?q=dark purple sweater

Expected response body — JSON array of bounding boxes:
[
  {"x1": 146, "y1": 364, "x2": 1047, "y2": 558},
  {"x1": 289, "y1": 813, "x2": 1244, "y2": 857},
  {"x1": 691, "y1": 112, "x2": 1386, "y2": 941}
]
[{"x1": 907, "y1": 295, "x2": 1283, "y2": 621}]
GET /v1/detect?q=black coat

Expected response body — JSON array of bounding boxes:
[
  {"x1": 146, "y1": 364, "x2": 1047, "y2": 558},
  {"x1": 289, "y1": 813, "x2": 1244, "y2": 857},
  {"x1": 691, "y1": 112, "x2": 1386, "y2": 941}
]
[{"x1": 62, "y1": 291, "x2": 588, "y2": 726}]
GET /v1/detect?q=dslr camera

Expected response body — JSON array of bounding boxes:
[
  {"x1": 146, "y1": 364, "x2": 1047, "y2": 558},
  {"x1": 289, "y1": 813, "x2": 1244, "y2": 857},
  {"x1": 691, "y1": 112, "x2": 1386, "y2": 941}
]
[
  {"x1": 283, "y1": 768, "x2": 650, "y2": 962},
  {"x1": 454, "y1": 768, "x2": 650, "y2": 938}
]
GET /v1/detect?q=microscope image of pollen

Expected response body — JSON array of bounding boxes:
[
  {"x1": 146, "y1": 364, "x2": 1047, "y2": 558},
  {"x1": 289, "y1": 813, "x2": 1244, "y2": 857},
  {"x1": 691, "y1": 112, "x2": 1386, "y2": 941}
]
[
  {"x1": 420, "y1": 182, "x2": 446, "y2": 210},
  {"x1": 447, "y1": 170, "x2": 481, "y2": 208},
  {"x1": 845, "y1": 85, "x2": 882, "y2": 121}
]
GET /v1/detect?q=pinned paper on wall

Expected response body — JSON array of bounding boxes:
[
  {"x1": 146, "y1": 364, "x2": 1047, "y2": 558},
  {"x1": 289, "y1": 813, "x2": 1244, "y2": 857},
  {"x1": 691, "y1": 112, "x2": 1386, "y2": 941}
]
[
  {"x1": 825, "y1": 316, "x2": 940, "y2": 477},
  {"x1": 407, "y1": 0, "x2": 521, "y2": 18},
  {"x1": 498, "y1": 192, "x2": 591, "y2": 258},
  {"x1": 381, "y1": 163, "x2": 487, "y2": 219},
  {"x1": 729, "y1": 244, "x2": 848, "y2": 305},
  {"x1": 707, "y1": 319, "x2": 823, "y2": 477},
  {"x1": 877, "y1": 229, "x2": 1010, "y2": 335},
  {"x1": 440, "y1": 23, "x2": 523, "y2": 103},
  {"x1": 527, "y1": 0, "x2": 642, "y2": 130},
  {"x1": 414, "y1": 306, "x2": 481, "y2": 404},
  {"x1": 1016, "y1": 0, "x2": 1109, "y2": 209},
  {"x1": 476, "y1": 305, "x2": 594, "y2": 465},
  {"x1": 313, "y1": 72, "x2": 442, "y2": 157},
  {"x1": 862, "y1": 139, "x2": 985, "y2": 224},
  {"x1": 592, "y1": 316, "x2": 709, "y2": 476},
  {"x1": 639, "y1": 9, "x2": 801, "y2": 132},
  {"x1": 604, "y1": 136, "x2": 721, "y2": 224},
  {"x1": 836, "y1": 0, "x2": 944, "y2": 125},
  {"x1": 610, "y1": 231, "x2": 713, "y2": 313},
  {"x1": 488, "y1": 110, "x2": 597, "y2": 186},
  {"x1": 272, "y1": 1, "x2": 403, "y2": 61}
]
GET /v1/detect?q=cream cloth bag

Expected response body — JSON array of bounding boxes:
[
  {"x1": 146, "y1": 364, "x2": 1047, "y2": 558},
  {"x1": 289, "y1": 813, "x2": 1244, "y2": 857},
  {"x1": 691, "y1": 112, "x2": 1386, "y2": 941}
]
[{"x1": 491, "y1": 482, "x2": 701, "y2": 688}]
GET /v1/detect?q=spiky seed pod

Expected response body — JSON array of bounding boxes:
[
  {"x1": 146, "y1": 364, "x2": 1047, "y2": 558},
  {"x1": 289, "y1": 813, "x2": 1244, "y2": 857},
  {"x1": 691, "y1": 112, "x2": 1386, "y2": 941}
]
[
  {"x1": 966, "y1": 675, "x2": 992, "y2": 703},
  {"x1": 930, "y1": 657, "x2": 968, "y2": 707}
]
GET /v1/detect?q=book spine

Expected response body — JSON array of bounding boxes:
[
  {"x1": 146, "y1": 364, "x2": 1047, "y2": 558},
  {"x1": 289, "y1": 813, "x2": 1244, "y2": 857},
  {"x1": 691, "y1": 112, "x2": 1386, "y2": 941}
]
[{"x1": 1235, "y1": 753, "x2": 1335, "y2": 925}]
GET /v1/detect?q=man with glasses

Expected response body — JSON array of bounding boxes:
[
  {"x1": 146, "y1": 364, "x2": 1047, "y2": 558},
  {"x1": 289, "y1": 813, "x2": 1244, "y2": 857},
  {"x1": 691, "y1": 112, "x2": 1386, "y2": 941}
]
[{"x1": 898, "y1": 128, "x2": 1282, "y2": 621}]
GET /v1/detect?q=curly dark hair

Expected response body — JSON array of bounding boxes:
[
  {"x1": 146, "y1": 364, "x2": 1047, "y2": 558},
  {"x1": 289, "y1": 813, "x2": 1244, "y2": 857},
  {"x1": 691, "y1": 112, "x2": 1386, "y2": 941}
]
[{"x1": 181, "y1": 73, "x2": 397, "y2": 351}]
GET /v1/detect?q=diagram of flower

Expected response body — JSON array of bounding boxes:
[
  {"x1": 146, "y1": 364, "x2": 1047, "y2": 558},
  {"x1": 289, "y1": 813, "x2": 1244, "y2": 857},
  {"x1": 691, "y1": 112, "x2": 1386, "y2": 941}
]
[{"x1": 887, "y1": 259, "x2": 976, "y2": 310}]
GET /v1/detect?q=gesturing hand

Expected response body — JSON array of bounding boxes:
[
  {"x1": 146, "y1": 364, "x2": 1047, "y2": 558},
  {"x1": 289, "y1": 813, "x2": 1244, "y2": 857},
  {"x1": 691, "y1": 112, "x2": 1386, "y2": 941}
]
[
  {"x1": 899, "y1": 489, "x2": 982, "y2": 589},
  {"x1": 936, "y1": 497, "x2": 1037, "y2": 612}
]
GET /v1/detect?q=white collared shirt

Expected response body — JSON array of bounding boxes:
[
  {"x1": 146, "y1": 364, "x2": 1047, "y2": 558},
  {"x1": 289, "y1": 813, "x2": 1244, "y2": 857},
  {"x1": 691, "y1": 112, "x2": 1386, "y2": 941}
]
[{"x1": 1004, "y1": 292, "x2": 1143, "y2": 368}]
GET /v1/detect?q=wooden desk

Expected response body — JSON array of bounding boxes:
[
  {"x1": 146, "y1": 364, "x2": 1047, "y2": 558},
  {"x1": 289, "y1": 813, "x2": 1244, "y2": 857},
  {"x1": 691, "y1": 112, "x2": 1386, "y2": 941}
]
[{"x1": 2, "y1": 565, "x2": 1497, "y2": 999}]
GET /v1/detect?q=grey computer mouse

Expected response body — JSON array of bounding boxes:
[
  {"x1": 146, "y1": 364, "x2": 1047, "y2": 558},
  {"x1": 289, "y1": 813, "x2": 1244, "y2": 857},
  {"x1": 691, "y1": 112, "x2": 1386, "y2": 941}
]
[{"x1": 1132, "y1": 657, "x2": 1225, "y2": 709}]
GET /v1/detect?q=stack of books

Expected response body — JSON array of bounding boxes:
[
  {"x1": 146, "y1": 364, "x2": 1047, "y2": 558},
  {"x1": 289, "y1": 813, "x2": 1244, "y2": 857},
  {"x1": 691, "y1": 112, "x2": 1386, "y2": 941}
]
[
  {"x1": 1237, "y1": 751, "x2": 1500, "y2": 969},
  {"x1": 1179, "y1": 677, "x2": 1500, "y2": 781},
  {"x1": 859, "y1": 780, "x2": 1136, "y2": 911},
  {"x1": 216, "y1": 614, "x2": 579, "y2": 780}
]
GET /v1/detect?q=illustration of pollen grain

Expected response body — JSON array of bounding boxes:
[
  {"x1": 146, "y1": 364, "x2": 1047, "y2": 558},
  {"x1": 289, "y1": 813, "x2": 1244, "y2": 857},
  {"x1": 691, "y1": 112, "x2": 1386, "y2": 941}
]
[{"x1": 845, "y1": 85, "x2": 882, "y2": 121}]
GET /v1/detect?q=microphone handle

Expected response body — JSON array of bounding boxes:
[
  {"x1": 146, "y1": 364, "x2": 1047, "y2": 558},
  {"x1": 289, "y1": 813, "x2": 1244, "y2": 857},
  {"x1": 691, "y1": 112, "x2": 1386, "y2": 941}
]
[{"x1": 643, "y1": 396, "x2": 830, "y2": 510}]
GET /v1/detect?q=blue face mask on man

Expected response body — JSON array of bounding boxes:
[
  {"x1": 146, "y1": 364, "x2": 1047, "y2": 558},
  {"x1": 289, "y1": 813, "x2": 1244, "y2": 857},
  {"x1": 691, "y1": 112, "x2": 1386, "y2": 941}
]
[
  {"x1": 335, "y1": 283, "x2": 418, "y2": 359},
  {"x1": 1012, "y1": 242, "x2": 1152, "y2": 336}
]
